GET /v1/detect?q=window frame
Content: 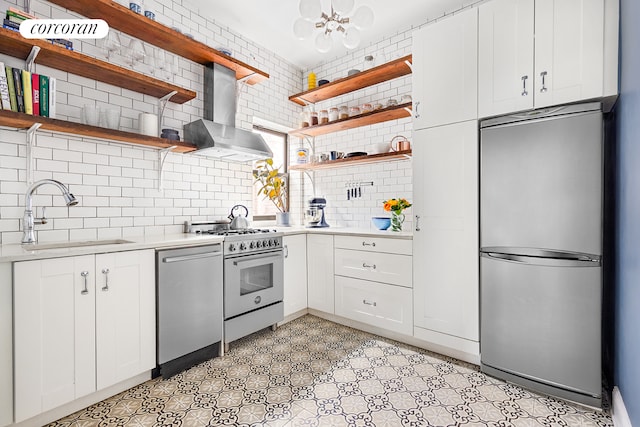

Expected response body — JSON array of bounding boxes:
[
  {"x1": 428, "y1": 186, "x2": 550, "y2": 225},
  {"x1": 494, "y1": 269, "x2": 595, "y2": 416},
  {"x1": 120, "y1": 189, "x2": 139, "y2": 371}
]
[{"x1": 252, "y1": 125, "x2": 289, "y2": 222}]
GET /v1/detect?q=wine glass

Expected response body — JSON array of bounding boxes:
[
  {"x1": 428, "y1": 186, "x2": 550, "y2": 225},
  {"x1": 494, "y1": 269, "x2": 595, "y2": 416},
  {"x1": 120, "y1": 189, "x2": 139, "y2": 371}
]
[{"x1": 100, "y1": 31, "x2": 120, "y2": 60}]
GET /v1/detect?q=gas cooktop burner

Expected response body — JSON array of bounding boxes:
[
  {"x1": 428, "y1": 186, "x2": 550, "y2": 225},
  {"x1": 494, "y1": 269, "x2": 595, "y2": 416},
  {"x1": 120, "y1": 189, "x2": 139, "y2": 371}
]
[{"x1": 205, "y1": 229, "x2": 276, "y2": 236}]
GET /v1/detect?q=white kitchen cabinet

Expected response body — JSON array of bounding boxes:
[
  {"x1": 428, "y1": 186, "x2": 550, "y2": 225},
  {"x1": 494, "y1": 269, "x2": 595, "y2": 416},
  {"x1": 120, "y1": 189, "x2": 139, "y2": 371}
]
[
  {"x1": 95, "y1": 250, "x2": 155, "y2": 390},
  {"x1": 283, "y1": 234, "x2": 308, "y2": 317},
  {"x1": 412, "y1": 120, "x2": 479, "y2": 355},
  {"x1": 307, "y1": 234, "x2": 334, "y2": 314},
  {"x1": 412, "y1": 7, "x2": 478, "y2": 130},
  {"x1": 13, "y1": 249, "x2": 155, "y2": 423},
  {"x1": 478, "y1": 0, "x2": 617, "y2": 117},
  {"x1": 335, "y1": 276, "x2": 413, "y2": 336},
  {"x1": 334, "y1": 236, "x2": 413, "y2": 335},
  {"x1": 14, "y1": 255, "x2": 97, "y2": 423},
  {"x1": 334, "y1": 249, "x2": 412, "y2": 288},
  {"x1": 0, "y1": 263, "x2": 13, "y2": 427}
]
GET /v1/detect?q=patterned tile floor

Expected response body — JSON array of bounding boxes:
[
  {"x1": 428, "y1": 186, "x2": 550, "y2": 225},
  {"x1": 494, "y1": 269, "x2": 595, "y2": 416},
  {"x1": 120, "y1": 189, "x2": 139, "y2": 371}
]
[{"x1": 49, "y1": 315, "x2": 612, "y2": 426}]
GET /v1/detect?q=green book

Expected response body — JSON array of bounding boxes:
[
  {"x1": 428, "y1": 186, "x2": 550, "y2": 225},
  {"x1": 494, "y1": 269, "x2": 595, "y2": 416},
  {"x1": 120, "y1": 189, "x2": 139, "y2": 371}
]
[
  {"x1": 39, "y1": 74, "x2": 49, "y2": 117},
  {"x1": 5, "y1": 66, "x2": 17, "y2": 112}
]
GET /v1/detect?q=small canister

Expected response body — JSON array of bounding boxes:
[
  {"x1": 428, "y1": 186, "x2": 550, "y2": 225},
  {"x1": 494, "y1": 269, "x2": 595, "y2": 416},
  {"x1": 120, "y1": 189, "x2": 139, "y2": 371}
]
[
  {"x1": 338, "y1": 106, "x2": 349, "y2": 120},
  {"x1": 299, "y1": 111, "x2": 309, "y2": 128},
  {"x1": 349, "y1": 106, "x2": 361, "y2": 117},
  {"x1": 361, "y1": 103, "x2": 373, "y2": 114},
  {"x1": 319, "y1": 110, "x2": 329, "y2": 124},
  {"x1": 328, "y1": 107, "x2": 339, "y2": 122},
  {"x1": 309, "y1": 111, "x2": 319, "y2": 126}
]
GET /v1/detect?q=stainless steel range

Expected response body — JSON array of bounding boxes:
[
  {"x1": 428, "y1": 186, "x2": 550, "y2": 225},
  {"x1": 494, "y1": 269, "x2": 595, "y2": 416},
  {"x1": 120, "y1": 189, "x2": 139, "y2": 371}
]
[{"x1": 185, "y1": 222, "x2": 284, "y2": 351}]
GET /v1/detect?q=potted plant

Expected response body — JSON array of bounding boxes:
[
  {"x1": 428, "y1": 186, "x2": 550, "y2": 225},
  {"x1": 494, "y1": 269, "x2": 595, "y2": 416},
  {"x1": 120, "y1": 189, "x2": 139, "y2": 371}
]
[{"x1": 253, "y1": 158, "x2": 290, "y2": 226}]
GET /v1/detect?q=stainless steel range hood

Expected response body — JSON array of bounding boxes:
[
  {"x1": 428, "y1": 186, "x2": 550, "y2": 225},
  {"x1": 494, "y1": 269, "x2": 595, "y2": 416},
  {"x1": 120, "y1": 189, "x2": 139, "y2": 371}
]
[{"x1": 184, "y1": 63, "x2": 272, "y2": 162}]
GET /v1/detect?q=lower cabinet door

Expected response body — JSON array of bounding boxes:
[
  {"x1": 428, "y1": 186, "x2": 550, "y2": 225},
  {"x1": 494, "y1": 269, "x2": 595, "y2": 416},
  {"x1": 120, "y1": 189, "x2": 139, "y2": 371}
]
[
  {"x1": 14, "y1": 256, "x2": 96, "y2": 423},
  {"x1": 335, "y1": 276, "x2": 413, "y2": 336},
  {"x1": 334, "y1": 249, "x2": 412, "y2": 288},
  {"x1": 283, "y1": 234, "x2": 308, "y2": 317},
  {"x1": 95, "y1": 250, "x2": 155, "y2": 390}
]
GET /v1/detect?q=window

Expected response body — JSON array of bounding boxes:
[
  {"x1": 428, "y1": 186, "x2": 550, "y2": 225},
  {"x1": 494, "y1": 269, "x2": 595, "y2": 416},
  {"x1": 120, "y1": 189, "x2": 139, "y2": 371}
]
[{"x1": 252, "y1": 126, "x2": 289, "y2": 220}]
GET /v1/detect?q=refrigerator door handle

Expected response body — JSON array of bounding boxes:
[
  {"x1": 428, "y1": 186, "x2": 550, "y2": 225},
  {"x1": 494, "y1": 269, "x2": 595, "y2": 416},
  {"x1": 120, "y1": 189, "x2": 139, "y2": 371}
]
[{"x1": 481, "y1": 251, "x2": 601, "y2": 267}]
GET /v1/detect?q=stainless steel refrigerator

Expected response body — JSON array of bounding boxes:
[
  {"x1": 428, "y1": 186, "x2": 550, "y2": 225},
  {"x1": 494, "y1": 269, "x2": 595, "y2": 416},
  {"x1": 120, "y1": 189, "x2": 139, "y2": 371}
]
[{"x1": 480, "y1": 103, "x2": 603, "y2": 408}]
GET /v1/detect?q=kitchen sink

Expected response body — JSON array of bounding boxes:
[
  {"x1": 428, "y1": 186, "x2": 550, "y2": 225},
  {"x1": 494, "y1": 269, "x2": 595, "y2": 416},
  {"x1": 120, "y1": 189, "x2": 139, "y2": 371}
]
[{"x1": 23, "y1": 239, "x2": 135, "y2": 251}]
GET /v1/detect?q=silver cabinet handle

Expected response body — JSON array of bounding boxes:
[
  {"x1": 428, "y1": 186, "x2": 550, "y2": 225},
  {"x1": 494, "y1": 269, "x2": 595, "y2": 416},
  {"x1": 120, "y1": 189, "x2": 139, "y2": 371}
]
[
  {"x1": 163, "y1": 251, "x2": 222, "y2": 263},
  {"x1": 414, "y1": 101, "x2": 420, "y2": 119},
  {"x1": 362, "y1": 241, "x2": 376, "y2": 247},
  {"x1": 362, "y1": 263, "x2": 376, "y2": 269},
  {"x1": 415, "y1": 215, "x2": 421, "y2": 232},
  {"x1": 284, "y1": 245, "x2": 289, "y2": 258},
  {"x1": 101, "y1": 268, "x2": 110, "y2": 291},
  {"x1": 362, "y1": 299, "x2": 377, "y2": 307},
  {"x1": 521, "y1": 75, "x2": 529, "y2": 96},
  {"x1": 540, "y1": 71, "x2": 548, "y2": 93},
  {"x1": 80, "y1": 271, "x2": 89, "y2": 295}
]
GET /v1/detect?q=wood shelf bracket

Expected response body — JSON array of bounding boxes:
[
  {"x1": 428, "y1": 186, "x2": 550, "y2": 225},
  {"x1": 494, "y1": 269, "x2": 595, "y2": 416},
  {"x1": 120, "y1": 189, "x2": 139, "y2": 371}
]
[
  {"x1": 158, "y1": 145, "x2": 177, "y2": 191},
  {"x1": 26, "y1": 122, "x2": 42, "y2": 185},
  {"x1": 157, "y1": 90, "x2": 177, "y2": 137},
  {"x1": 26, "y1": 46, "x2": 41, "y2": 73}
]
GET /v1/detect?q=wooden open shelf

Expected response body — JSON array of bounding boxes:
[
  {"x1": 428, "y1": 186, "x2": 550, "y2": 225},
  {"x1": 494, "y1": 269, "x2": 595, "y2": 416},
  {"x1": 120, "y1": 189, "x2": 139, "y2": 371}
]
[
  {"x1": 289, "y1": 103, "x2": 412, "y2": 138},
  {"x1": 0, "y1": 28, "x2": 196, "y2": 104},
  {"x1": 290, "y1": 150, "x2": 412, "y2": 171},
  {"x1": 0, "y1": 109, "x2": 197, "y2": 153},
  {"x1": 289, "y1": 55, "x2": 412, "y2": 106},
  {"x1": 47, "y1": 0, "x2": 269, "y2": 85}
]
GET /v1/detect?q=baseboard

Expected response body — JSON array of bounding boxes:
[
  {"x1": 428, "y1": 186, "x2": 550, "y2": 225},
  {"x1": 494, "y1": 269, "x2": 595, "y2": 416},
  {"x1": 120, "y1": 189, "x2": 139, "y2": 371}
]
[{"x1": 612, "y1": 387, "x2": 633, "y2": 427}]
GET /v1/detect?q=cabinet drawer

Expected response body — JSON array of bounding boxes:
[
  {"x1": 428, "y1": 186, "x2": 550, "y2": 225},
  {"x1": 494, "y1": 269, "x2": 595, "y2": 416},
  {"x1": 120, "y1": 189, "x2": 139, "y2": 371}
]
[
  {"x1": 335, "y1": 248, "x2": 412, "y2": 288},
  {"x1": 334, "y1": 235, "x2": 412, "y2": 255},
  {"x1": 335, "y1": 276, "x2": 413, "y2": 336}
]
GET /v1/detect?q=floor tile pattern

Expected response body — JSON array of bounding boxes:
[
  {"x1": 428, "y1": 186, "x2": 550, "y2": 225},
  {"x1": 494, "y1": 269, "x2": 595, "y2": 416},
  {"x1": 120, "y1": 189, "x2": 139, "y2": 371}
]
[{"x1": 49, "y1": 315, "x2": 611, "y2": 426}]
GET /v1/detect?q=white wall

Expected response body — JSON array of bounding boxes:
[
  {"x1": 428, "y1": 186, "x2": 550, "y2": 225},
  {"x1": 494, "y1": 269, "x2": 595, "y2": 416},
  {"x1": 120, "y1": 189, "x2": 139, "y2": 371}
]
[{"x1": 0, "y1": 0, "x2": 429, "y2": 243}]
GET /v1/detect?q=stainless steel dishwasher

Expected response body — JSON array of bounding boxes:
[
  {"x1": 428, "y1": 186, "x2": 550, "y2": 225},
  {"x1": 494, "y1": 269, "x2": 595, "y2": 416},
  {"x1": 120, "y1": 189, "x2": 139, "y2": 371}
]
[{"x1": 155, "y1": 243, "x2": 223, "y2": 379}]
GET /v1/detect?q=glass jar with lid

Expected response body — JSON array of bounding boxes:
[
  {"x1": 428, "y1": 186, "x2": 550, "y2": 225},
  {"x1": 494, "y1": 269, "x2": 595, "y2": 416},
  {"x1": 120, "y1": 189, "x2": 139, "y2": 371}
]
[
  {"x1": 349, "y1": 106, "x2": 361, "y2": 117},
  {"x1": 328, "y1": 107, "x2": 339, "y2": 122},
  {"x1": 309, "y1": 111, "x2": 319, "y2": 126},
  {"x1": 299, "y1": 111, "x2": 309, "y2": 128},
  {"x1": 338, "y1": 106, "x2": 349, "y2": 120},
  {"x1": 361, "y1": 103, "x2": 373, "y2": 114},
  {"x1": 319, "y1": 110, "x2": 329, "y2": 124}
]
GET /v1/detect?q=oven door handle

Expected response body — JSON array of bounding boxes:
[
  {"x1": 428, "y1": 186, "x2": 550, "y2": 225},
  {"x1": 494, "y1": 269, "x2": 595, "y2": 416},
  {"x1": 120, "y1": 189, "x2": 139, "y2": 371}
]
[
  {"x1": 163, "y1": 252, "x2": 222, "y2": 263},
  {"x1": 232, "y1": 252, "x2": 282, "y2": 266}
]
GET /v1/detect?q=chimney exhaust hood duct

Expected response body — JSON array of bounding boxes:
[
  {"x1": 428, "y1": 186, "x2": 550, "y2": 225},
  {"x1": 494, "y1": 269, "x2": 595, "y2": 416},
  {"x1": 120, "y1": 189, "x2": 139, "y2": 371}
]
[{"x1": 184, "y1": 63, "x2": 273, "y2": 162}]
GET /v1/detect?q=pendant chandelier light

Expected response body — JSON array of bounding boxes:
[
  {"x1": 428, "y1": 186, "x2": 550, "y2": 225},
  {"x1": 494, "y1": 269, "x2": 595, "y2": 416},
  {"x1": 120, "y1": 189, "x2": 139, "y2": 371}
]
[{"x1": 293, "y1": 0, "x2": 375, "y2": 53}]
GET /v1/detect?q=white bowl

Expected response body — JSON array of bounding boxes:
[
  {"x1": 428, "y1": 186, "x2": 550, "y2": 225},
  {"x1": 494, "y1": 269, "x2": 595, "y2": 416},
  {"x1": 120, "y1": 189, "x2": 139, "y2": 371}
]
[{"x1": 373, "y1": 142, "x2": 390, "y2": 154}]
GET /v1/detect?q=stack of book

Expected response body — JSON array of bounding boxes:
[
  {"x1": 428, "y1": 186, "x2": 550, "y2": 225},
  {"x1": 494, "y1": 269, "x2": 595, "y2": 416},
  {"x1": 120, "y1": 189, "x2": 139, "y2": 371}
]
[
  {"x1": 0, "y1": 61, "x2": 56, "y2": 118},
  {"x1": 3, "y1": 7, "x2": 73, "y2": 50}
]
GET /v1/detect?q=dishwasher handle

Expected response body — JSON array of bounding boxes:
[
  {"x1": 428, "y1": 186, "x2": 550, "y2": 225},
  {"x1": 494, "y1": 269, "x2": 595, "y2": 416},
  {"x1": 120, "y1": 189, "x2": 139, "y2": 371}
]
[{"x1": 162, "y1": 251, "x2": 222, "y2": 263}]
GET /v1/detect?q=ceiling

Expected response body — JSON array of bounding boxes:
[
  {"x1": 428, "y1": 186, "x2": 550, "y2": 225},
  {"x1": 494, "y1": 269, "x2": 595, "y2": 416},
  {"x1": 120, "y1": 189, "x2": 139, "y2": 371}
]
[{"x1": 185, "y1": 0, "x2": 475, "y2": 69}]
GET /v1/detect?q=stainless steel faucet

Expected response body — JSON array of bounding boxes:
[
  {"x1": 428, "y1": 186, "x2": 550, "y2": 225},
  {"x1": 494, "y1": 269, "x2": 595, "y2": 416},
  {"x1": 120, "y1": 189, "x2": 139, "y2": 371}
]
[{"x1": 22, "y1": 179, "x2": 78, "y2": 244}]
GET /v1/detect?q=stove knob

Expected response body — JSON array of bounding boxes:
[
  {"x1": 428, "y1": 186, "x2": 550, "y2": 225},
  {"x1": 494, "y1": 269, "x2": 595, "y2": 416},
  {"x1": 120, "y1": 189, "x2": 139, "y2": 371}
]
[
  {"x1": 228, "y1": 243, "x2": 236, "y2": 251},
  {"x1": 256, "y1": 240, "x2": 263, "y2": 248},
  {"x1": 239, "y1": 243, "x2": 246, "y2": 251},
  {"x1": 249, "y1": 241, "x2": 256, "y2": 249},
  {"x1": 273, "y1": 239, "x2": 280, "y2": 247},
  {"x1": 263, "y1": 239, "x2": 270, "y2": 248},
  {"x1": 270, "y1": 239, "x2": 277, "y2": 247}
]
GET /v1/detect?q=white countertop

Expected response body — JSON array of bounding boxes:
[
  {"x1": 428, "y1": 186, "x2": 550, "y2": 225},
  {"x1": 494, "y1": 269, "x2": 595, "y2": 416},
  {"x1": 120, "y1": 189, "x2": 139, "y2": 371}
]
[
  {"x1": 0, "y1": 233, "x2": 226, "y2": 263},
  {"x1": 0, "y1": 228, "x2": 412, "y2": 263},
  {"x1": 274, "y1": 226, "x2": 413, "y2": 239}
]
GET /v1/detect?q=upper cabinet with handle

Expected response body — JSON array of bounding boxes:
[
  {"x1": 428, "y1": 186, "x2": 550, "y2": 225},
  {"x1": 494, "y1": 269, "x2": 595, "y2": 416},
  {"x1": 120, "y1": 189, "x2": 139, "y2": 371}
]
[
  {"x1": 412, "y1": 7, "x2": 478, "y2": 130},
  {"x1": 478, "y1": 0, "x2": 618, "y2": 118}
]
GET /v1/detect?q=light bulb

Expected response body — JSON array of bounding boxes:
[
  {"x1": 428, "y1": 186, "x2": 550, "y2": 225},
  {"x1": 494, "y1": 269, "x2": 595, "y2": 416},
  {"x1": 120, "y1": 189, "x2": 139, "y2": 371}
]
[
  {"x1": 332, "y1": 0, "x2": 354, "y2": 15},
  {"x1": 299, "y1": 0, "x2": 321, "y2": 20},
  {"x1": 293, "y1": 17, "x2": 314, "y2": 40},
  {"x1": 315, "y1": 32, "x2": 333, "y2": 53},
  {"x1": 342, "y1": 27, "x2": 360, "y2": 49},
  {"x1": 352, "y1": 5, "x2": 374, "y2": 30}
]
